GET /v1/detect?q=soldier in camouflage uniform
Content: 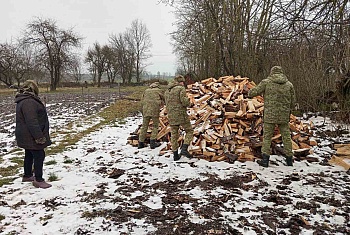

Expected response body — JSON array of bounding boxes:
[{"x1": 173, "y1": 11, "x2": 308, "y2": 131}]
[
  {"x1": 248, "y1": 66, "x2": 296, "y2": 167},
  {"x1": 164, "y1": 75, "x2": 194, "y2": 161},
  {"x1": 138, "y1": 82, "x2": 164, "y2": 149}
]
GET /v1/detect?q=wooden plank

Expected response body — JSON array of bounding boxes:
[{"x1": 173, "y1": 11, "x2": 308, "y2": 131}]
[
  {"x1": 156, "y1": 126, "x2": 171, "y2": 140},
  {"x1": 237, "y1": 153, "x2": 255, "y2": 162},
  {"x1": 224, "y1": 112, "x2": 236, "y2": 118},
  {"x1": 251, "y1": 98, "x2": 264, "y2": 109},
  {"x1": 299, "y1": 142, "x2": 311, "y2": 149},
  {"x1": 309, "y1": 139, "x2": 318, "y2": 146},
  {"x1": 239, "y1": 120, "x2": 249, "y2": 128},
  {"x1": 290, "y1": 123, "x2": 299, "y2": 132},
  {"x1": 247, "y1": 100, "x2": 256, "y2": 112},
  {"x1": 198, "y1": 84, "x2": 207, "y2": 93},
  {"x1": 292, "y1": 140, "x2": 300, "y2": 150},
  {"x1": 203, "y1": 133, "x2": 215, "y2": 143},
  {"x1": 293, "y1": 148, "x2": 310, "y2": 157},
  {"x1": 225, "y1": 88, "x2": 236, "y2": 103},
  {"x1": 200, "y1": 139, "x2": 206, "y2": 150},
  {"x1": 235, "y1": 146, "x2": 251, "y2": 153},
  {"x1": 329, "y1": 155, "x2": 350, "y2": 170},
  {"x1": 203, "y1": 151, "x2": 216, "y2": 157},
  {"x1": 292, "y1": 133, "x2": 300, "y2": 141},
  {"x1": 224, "y1": 123, "x2": 231, "y2": 136},
  {"x1": 196, "y1": 94, "x2": 212, "y2": 104},
  {"x1": 210, "y1": 144, "x2": 221, "y2": 150},
  {"x1": 132, "y1": 140, "x2": 138, "y2": 146},
  {"x1": 334, "y1": 144, "x2": 350, "y2": 157},
  {"x1": 159, "y1": 118, "x2": 166, "y2": 129},
  {"x1": 217, "y1": 156, "x2": 227, "y2": 161},
  {"x1": 298, "y1": 136, "x2": 309, "y2": 142},
  {"x1": 206, "y1": 130, "x2": 218, "y2": 140},
  {"x1": 201, "y1": 77, "x2": 214, "y2": 84},
  {"x1": 211, "y1": 155, "x2": 221, "y2": 161},
  {"x1": 235, "y1": 110, "x2": 244, "y2": 118},
  {"x1": 236, "y1": 135, "x2": 249, "y2": 141},
  {"x1": 240, "y1": 100, "x2": 247, "y2": 114}
]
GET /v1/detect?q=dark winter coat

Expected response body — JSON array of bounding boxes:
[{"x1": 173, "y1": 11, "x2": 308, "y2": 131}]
[{"x1": 15, "y1": 92, "x2": 52, "y2": 150}]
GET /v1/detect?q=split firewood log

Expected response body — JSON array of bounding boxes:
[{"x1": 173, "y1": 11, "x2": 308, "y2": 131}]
[{"x1": 128, "y1": 75, "x2": 317, "y2": 163}]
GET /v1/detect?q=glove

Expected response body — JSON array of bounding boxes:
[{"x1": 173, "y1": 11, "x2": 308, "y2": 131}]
[{"x1": 35, "y1": 137, "x2": 47, "y2": 144}]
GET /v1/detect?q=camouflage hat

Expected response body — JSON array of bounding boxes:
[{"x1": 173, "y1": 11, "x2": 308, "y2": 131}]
[
  {"x1": 23, "y1": 80, "x2": 39, "y2": 95},
  {"x1": 270, "y1": 66, "x2": 284, "y2": 75},
  {"x1": 174, "y1": 75, "x2": 185, "y2": 83},
  {"x1": 149, "y1": 82, "x2": 160, "y2": 88}
]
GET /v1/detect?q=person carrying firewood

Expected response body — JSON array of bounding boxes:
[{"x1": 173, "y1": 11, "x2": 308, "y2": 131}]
[
  {"x1": 164, "y1": 75, "x2": 194, "y2": 161},
  {"x1": 248, "y1": 66, "x2": 296, "y2": 167},
  {"x1": 138, "y1": 82, "x2": 165, "y2": 149}
]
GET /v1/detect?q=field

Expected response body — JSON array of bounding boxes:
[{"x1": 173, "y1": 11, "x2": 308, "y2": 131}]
[
  {"x1": 0, "y1": 87, "x2": 349, "y2": 235},
  {"x1": 0, "y1": 86, "x2": 143, "y2": 156}
]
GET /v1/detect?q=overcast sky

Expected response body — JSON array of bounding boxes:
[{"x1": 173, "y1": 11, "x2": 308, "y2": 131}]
[{"x1": 0, "y1": 0, "x2": 177, "y2": 75}]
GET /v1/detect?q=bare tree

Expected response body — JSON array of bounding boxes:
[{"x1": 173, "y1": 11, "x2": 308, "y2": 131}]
[
  {"x1": 167, "y1": 0, "x2": 275, "y2": 80},
  {"x1": 109, "y1": 33, "x2": 135, "y2": 84},
  {"x1": 0, "y1": 42, "x2": 32, "y2": 87},
  {"x1": 103, "y1": 45, "x2": 119, "y2": 84},
  {"x1": 126, "y1": 19, "x2": 152, "y2": 83},
  {"x1": 23, "y1": 17, "x2": 82, "y2": 91},
  {"x1": 66, "y1": 56, "x2": 83, "y2": 84},
  {"x1": 85, "y1": 42, "x2": 108, "y2": 87},
  {"x1": 161, "y1": 0, "x2": 350, "y2": 113}
]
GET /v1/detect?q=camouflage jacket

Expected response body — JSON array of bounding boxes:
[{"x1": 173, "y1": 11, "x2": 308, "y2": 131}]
[
  {"x1": 164, "y1": 81, "x2": 191, "y2": 125},
  {"x1": 248, "y1": 70, "x2": 296, "y2": 124},
  {"x1": 141, "y1": 84, "x2": 164, "y2": 117}
]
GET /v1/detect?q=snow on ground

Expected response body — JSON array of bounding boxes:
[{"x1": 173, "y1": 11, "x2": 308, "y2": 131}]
[{"x1": 0, "y1": 115, "x2": 349, "y2": 235}]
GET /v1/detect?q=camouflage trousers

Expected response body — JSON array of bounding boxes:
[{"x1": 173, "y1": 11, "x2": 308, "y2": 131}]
[
  {"x1": 139, "y1": 116, "x2": 160, "y2": 142},
  {"x1": 170, "y1": 119, "x2": 193, "y2": 151},
  {"x1": 262, "y1": 122, "x2": 293, "y2": 157}
]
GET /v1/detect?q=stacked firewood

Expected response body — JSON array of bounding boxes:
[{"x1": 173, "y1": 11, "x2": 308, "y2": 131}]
[{"x1": 128, "y1": 75, "x2": 316, "y2": 162}]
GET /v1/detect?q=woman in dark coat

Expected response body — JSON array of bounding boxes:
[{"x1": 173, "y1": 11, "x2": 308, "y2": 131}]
[{"x1": 15, "y1": 80, "x2": 52, "y2": 189}]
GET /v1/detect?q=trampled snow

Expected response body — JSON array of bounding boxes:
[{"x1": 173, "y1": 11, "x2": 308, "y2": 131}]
[{"x1": 0, "y1": 114, "x2": 349, "y2": 235}]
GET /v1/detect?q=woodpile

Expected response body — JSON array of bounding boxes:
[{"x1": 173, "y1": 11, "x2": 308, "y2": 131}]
[{"x1": 128, "y1": 75, "x2": 316, "y2": 163}]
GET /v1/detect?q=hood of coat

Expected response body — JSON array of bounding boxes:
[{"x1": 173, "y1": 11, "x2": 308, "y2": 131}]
[
  {"x1": 149, "y1": 82, "x2": 160, "y2": 88},
  {"x1": 268, "y1": 66, "x2": 288, "y2": 84},
  {"x1": 15, "y1": 92, "x2": 42, "y2": 104},
  {"x1": 167, "y1": 81, "x2": 181, "y2": 90},
  {"x1": 22, "y1": 80, "x2": 39, "y2": 95}
]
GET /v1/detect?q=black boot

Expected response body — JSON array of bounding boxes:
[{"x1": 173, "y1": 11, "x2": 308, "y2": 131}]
[
  {"x1": 138, "y1": 142, "x2": 145, "y2": 149},
  {"x1": 150, "y1": 139, "x2": 161, "y2": 149},
  {"x1": 173, "y1": 151, "x2": 180, "y2": 161},
  {"x1": 257, "y1": 153, "x2": 269, "y2": 167},
  {"x1": 286, "y1": 156, "x2": 293, "y2": 166},
  {"x1": 180, "y1": 144, "x2": 192, "y2": 158}
]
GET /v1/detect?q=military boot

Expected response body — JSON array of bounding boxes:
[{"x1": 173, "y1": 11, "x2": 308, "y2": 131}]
[
  {"x1": 173, "y1": 151, "x2": 180, "y2": 161},
  {"x1": 150, "y1": 139, "x2": 161, "y2": 149},
  {"x1": 138, "y1": 142, "x2": 145, "y2": 149},
  {"x1": 180, "y1": 144, "x2": 192, "y2": 158},
  {"x1": 257, "y1": 153, "x2": 270, "y2": 167},
  {"x1": 286, "y1": 156, "x2": 293, "y2": 166}
]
